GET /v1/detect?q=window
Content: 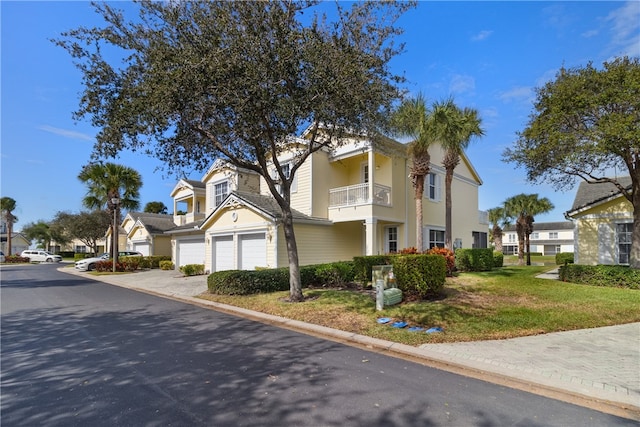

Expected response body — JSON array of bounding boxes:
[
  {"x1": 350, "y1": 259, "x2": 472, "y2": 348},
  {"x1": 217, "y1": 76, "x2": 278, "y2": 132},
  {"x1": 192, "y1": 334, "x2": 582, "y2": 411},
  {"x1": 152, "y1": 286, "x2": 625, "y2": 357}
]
[
  {"x1": 214, "y1": 181, "x2": 229, "y2": 207},
  {"x1": 385, "y1": 226, "x2": 398, "y2": 253},
  {"x1": 429, "y1": 229, "x2": 445, "y2": 248},
  {"x1": 617, "y1": 223, "x2": 632, "y2": 265},
  {"x1": 555, "y1": 245, "x2": 561, "y2": 253},
  {"x1": 75, "y1": 246, "x2": 87, "y2": 253},
  {"x1": 196, "y1": 200, "x2": 201, "y2": 213},
  {"x1": 361, "y1": 164, "x2": 369, "y2": 184},
  {"x1": 472, "y1": 231, "x2": 487, "y2": 249},
  {"x1": 425, "y1": 173, "x2": 441, "y2": 202},
  {"x1": 277, "y1": 163, "x2": 297, "y2": 194},
  {"x1": 549, "y1": 232, "x2": 558, "y2": 239},
  {"x1": 508, "y1": 233, "x2": 517, "y2": 243},
  {"x1": 531, "y1": 232, "x2": 539, "y2": 240}
]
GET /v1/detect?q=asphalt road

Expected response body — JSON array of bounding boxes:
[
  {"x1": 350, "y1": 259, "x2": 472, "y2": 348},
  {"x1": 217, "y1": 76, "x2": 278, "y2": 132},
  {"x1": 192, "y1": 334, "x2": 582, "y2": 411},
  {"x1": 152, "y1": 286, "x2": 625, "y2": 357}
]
[{"x1": 1, "y1": 264, "x2": 636, "y2": 426}]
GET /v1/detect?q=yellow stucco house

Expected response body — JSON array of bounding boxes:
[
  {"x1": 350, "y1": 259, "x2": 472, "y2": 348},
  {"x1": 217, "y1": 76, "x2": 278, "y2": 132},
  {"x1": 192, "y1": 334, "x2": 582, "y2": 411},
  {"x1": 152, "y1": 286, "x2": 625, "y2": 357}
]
[
  {"x1": 565, "y1": 177, "x2": 633, "y2": 265},
  {"x1": 167, "y1": 134, "x2": 488, "y2": 273}
]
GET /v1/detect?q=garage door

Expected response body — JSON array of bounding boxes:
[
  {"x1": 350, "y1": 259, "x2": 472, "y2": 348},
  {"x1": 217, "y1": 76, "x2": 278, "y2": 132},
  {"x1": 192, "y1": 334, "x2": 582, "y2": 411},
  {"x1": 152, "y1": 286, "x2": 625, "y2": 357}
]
[
  {"x1": 133, "y1": 243, "x2": 150, "y2": 256},
  {"x1": 214, "y1": 236, "x2": 234, "y2": 272},
  {"x1": 239, "y1": 233, "x2": 266, "y2": 270},
  {"x1": 177, "y1": 238, "x2": 205, "y2": 267}
]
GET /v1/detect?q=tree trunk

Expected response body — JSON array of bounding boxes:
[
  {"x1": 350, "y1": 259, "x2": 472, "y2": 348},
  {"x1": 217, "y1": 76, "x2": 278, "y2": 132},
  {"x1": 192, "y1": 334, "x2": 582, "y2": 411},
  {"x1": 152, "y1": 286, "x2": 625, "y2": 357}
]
[
  {"x1": 281, "y1": 206, "x2": 303, "y2": 301},
  {"x1": 492, "y1": 226, "x2": 503, "y2": 252},
  {"x1": 525, "y1": 233, "x2": 531, "y2": 266},
  {"x1": 7, "y1": 220, "x2": 12, "y2": 256},
  {"x1": 445, "y1": 168, "x2": 453, "y2": 251},
  {"x1": 631, "y1": 193, "x2": 640, "y2": 269},
  {"x1": 516, "y1": 221, "x2": 525, "y2": 266},
  {"x1": 415, "y1": 175, "x2": 425, "y2": 251}
]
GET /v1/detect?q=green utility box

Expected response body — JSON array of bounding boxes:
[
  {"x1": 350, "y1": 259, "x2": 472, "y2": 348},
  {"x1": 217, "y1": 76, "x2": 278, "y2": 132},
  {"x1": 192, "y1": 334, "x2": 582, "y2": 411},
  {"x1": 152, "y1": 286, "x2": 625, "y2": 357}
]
[
  {"x1": 373, "y1": 265, "x2": 402, "y2": 309},
  {"x1": 382, "y1": 287, "x2": 403, "y2": 306}
]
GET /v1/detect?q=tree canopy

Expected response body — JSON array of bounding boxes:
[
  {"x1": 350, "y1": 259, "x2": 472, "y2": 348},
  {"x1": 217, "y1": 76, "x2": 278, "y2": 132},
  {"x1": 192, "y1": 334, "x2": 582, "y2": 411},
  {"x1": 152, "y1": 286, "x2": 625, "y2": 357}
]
[
  {"x1": 1, "y1": 197, "x2": 18, "y2": 255},
  {"x1": 144, "y1": 202, "x2": 168, "y2": 215},
  {"x1": 56, "y1": 0, "x2": 415, "y2": 300},
  {"x1": 503, "y1": 56, "x2": 640, "y2": 267}
]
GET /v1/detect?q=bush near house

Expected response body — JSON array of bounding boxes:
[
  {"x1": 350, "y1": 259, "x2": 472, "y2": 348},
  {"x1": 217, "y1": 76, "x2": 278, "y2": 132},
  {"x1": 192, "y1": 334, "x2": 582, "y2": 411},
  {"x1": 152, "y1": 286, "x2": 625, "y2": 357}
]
[
  {"x1": 392, "y1": 254, "x2": 446, "y2": 297},
  {"x1": 556, "y1": 252, "x2": 574, "y2": 265},
  {"x1": 493, "y1": 251, "x2": 504, "y2": 268},
  {"x1": 455, "y1": 248, "x2": 494, "y2": 272},
  {"x1": 559, "y1": 264, "x2": 640, "y2": 289},
  {"x1": 95, "y1": 258, "x2": 139, "y2": 272},
  {"x1": 159, "y1": 260, "x2": 174, "y2": 270},
  {"x1": 300, "y1": 261, "x2": 356, "y2": 287},
  {"x1": 208, "y1": 268, "x2": 291, "y2": 295},
  {"x1": 353, "y1": 255, "x2": 393, "y2": 284},
  {"x1": 426, "y1": 247, "x2": 455, "y2": 276},
  {"x1": 180, "y1": 264, "x2": 205, "y2": 276}
]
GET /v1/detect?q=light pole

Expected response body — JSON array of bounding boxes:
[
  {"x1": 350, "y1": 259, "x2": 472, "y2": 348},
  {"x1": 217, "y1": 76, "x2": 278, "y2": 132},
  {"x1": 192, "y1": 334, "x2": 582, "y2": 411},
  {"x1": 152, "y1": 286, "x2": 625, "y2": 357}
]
[{"x1": 112, "y1": 197, "x2": 120, "y2": 273}]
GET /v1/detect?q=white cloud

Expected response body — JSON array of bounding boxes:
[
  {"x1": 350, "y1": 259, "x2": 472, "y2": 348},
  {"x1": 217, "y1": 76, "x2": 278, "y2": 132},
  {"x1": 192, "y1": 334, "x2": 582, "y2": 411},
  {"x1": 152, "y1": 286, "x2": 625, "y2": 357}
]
[
  {"x1": 604, "y1": 1, "x2": 640, "y2": 57},
  {"x1": 38, "y1": 125, "x2": 93, "y2": 142},
  {"x1": 449, "y1": 74, "x2": 475, "y2": 95},
  {"x1": 471, "y1": 30, "x2": 493, "y2": 42},
  {"x1": 498, "y1": 86, "x2": 533, "y2": 104},
  {"x1": 581, "y1": 29, "x2": 599, "y2": 38}
]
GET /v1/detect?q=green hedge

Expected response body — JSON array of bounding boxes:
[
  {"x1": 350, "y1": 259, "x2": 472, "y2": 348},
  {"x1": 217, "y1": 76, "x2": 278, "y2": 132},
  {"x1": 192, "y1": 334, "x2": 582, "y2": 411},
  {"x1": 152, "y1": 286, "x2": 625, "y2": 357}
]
[
  {"x1": 180, "y1": 264, "x2": 205, "y2": 276},
  {"x1": 392, "y1": 254, "x2": 446, "y2": 298},
  {"x1": 353, "y1": 255, "x2": 393, "y2": 283},
  {"x1": 159, "y1": 260, "x2": 175, "y2": 270},
  {"x1": 95, "y1": 257, "x2": 140, "y2": 272},
  {"x1": 559, "y1": 264, "x2": 640, "y2": 289},
  {"x1": 493, "y1": 251, "x2": 504, "y2": 268},
  {"x1": 455, "y1": 248, "x2": 494, "y2": 272},
  {"x1": 208, "y1": 268, "x2": 291, "y2": 295},
  {"x1": 300, "y1": 261, "x2": 355, "y2": 287},
  {"x1": 555, "y1": 252, "x2": 575, "y2": 265}
]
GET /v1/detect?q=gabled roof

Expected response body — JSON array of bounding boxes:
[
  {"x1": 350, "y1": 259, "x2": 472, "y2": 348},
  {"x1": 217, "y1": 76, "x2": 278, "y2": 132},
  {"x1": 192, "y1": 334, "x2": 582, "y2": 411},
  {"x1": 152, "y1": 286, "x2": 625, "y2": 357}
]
[
  {"x1": 566, "y1": 177, "x2": 632, "y2": 217},
  {"x1": 126, "y1": 212, "x2": 176, "y2": 236},
  {"x1": 200, "y1": 191, "x2": 331, "y2": 229},
  {"x1": 170, "y1": 178, "x2": 206, "y2": 197}
]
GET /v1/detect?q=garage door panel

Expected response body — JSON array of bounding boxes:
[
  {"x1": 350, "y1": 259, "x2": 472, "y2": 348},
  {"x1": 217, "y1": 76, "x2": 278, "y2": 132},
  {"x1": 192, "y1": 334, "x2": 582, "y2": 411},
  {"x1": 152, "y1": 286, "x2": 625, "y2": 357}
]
[
  {"x1": 177, "y1": 239, "x2": 205, "y2": 267},
  {"x1": 133, "y1": 243, "x2": 150, "y2": 256},
  {"x1": 239, "y1": 233, "x2": 266, "y2": 270},
  {"x1": 214, "y1": 236, "x2": 234, "y2": 271}
]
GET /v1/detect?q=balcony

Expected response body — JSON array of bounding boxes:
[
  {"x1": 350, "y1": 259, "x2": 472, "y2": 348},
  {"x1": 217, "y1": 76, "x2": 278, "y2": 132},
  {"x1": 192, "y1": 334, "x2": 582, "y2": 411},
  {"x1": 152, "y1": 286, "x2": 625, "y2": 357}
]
[
  {"x1": 329, "y1": 183, "x2": 392, "y2": 207},
  {"x1": 174, "y1": 212, "x2": 205, "y2": 226}
]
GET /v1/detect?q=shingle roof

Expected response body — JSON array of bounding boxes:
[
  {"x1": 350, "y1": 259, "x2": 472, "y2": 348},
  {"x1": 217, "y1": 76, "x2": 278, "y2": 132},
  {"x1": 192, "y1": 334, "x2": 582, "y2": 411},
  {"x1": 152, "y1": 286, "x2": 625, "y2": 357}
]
[
  {"x1": 128, "y1": 212, "x2": 177, "y2": 235},
  {"x1": 569, "y1": 177, "x2": 632, "y2": 212},
  {"x1": 183, "y1": 179, "x2": 205, "y2": 189},
  {"x1": 232, "y1": 192, "x2": 328, "y2": 223}
]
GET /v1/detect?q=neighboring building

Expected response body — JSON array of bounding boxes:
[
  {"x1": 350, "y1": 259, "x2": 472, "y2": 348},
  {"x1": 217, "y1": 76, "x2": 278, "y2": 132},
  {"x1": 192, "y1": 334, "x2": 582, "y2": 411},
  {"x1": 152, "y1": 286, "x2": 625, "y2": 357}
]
[
  {"x1": 166, "y1": 132, "x2": 488, "y2": 273},
  {"x1": 502, "y1": 222, "x2": 574, "y2": 256},
  {"x1": 565, "y1": 177, "x2": 633, "y2": 266},
  {"x1": 122, "y1": 212, "x2": 174, "y2": 256}
]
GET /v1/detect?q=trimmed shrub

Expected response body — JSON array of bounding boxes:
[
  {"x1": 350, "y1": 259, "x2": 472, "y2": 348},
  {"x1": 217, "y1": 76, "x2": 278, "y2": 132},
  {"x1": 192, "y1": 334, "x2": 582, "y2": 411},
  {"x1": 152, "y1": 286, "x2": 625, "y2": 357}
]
[
  {"x1": 208, "y1": 268, "x2": 290, "y2": 295},
  {"x1": 392, "y1": 254, "x2": 446, "y2": 298},
  {"x1": 95, "y1": 257, "x2": 140, "y2": 272},
  {"x1": 59, "y1": 251, "x2": 75, "y2": 259},
  {"x1": 300, "y1": 261, "x2": 356, "y2": 287},
  {"x1": 556, "y1": 252, "x2": 574, "y2": 265},
  {"x1": 353, "y1": 255, "x2": 393, "y2": 284},
  {"x1": 455, "y1": 248, "x2": 494, "y2": 272},
  {"x1": 180, "y1": 264, "x2": 205, "y2": 276},
  {"x1": 159, "y1": 260, "x2": 175, "y2": 270},
  {"x1": 559, "y1": 264, "x2": 640, "y2": 289},
  {"x1": 493, "y1": 251, "x2": 504, "y2": 268},
  {"x1": 4, "y1": 255, "x2": 30, "y2": 263},
  {"x1": 426, "y1": 247, "x2": 455, "y2": 276},
  {"x1": 145, "y1": 255, "x2": 172, "y2": 269}
]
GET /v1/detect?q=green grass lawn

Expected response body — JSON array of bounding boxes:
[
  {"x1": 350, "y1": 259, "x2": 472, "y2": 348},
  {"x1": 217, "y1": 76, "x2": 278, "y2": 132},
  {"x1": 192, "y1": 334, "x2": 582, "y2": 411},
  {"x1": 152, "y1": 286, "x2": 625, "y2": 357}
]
[{"x1": 197, "y1": 265, "x2": 640, "y2": 345}]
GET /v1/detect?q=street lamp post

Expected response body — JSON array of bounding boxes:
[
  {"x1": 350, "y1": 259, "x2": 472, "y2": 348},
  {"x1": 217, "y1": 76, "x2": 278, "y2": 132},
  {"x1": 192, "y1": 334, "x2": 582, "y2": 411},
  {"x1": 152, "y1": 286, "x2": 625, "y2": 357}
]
[{"x1": 112, "y1": 197, "x2": 120, "y2": 273}]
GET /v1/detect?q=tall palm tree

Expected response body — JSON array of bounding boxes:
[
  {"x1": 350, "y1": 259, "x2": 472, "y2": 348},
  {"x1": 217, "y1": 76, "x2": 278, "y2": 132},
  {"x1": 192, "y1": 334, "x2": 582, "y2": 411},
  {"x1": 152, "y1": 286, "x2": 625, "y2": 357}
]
[
  {"x1": 390, "y1": 93, "x2": 433, "y2": 251},
  {"x1": 430, "y1": 99, "x2": 484, "y2": 251},
  {"x1": 78, "y1": 163, "x2": 142, "y2": 266},
  {"x1": 1, "y1": 197, "x2": 18, "y2": 255},
  {"x1": 487, "y1": 206, "x2": 510, "y2": 252},
  {"x1": 504, "y1": 194, "x2": 554, "y2": 265}
]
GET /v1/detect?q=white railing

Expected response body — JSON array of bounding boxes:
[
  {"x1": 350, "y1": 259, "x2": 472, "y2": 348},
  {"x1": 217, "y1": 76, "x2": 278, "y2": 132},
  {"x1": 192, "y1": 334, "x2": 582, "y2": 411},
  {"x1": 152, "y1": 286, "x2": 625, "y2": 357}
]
[{"x1": 329, "y1": 183, "x2": 391, "y2": 207}]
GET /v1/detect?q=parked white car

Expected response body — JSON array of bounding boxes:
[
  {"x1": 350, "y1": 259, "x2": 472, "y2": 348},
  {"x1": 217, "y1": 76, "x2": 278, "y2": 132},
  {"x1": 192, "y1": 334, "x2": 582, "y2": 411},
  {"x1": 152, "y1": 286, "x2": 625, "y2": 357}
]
[
  {"x1": 0, "y1": 251, "x2": 5, "y2": 263},
  {"x1": 75, "y1": 251, "x2": 143, "y2": 272},
  {"x1": 21, "y1": 250, "x2": 62, "y2": 263}
]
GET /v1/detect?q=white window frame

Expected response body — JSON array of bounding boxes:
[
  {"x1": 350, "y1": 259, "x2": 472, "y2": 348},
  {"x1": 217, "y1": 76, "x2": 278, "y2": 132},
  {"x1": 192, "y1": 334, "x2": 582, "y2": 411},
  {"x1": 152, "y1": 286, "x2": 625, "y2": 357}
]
[
  {"x1": 425, "y1": 173, "x2": 441, "y2": 202},
  {"x1": 213, "y1": 180, "x2": 229, "y2": 208},
  {"x1": 531, "y1": 232, "x2": 539, "y2": 240},
  {"x1": 549, "y1": 232, "x2": 558, "y2": 239},
  {"x1": 385, "y1": 226, "x2": 398, "y2": 254},
  {"x1": 617, "y1": 222, "x2": 632, "y2": 265},
  {"x1": 428, "y1": 227, "x2": 445, "y2": 249},
  {"x1": 361, "y1": 163, "x2": 369, "y2": 184}
]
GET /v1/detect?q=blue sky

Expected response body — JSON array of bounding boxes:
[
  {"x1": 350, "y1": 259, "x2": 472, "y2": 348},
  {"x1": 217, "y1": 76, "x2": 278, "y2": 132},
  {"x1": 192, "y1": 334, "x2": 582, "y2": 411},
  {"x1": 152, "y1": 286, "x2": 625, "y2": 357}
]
[{"x1": 1, "y1": 1, "x2": 639, "y2": 231}]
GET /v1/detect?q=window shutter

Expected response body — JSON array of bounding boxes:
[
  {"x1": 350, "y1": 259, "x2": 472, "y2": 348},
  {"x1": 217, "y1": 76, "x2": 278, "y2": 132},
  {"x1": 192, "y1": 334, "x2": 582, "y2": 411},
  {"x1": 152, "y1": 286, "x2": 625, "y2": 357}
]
[
  {"x1": 598, "y1": 222, "x2": 614, "y2": 265},
  {"x1": 435, "y1": 174, "x2": 442, "y2": 202}
]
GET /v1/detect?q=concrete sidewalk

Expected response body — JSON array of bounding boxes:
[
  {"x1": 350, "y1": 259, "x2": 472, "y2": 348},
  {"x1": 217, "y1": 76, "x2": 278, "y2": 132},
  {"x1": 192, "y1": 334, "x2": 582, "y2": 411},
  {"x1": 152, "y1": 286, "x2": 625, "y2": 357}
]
[{"x1": 60, "y1": 266, "x2": 640, "y2": 418}]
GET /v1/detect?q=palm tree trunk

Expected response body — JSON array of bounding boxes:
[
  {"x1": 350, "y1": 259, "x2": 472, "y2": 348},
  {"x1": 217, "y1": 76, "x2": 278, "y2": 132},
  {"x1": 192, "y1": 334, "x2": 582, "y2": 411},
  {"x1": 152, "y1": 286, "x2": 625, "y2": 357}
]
[
  {"x1": 516, "y1": 221, "x2": 525, "y2": 266},
  {"x1": 415, "y1": 175, "x2": 425, "y2": 251},
  {"x1": 445, "y1": 168, "x2": 453, "y2": 251}
]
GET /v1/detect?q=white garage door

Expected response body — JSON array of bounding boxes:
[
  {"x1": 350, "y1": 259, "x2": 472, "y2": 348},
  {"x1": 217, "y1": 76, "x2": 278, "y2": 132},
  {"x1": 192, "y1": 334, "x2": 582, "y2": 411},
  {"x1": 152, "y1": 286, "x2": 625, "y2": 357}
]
[
  {"x1": 214, "y1": 236, "x2": 234, "y2": 272},
  {"x1": 177, "y1": 238, "x2": 205, "y2": 267},
  {"x1": 133, "y1": 243, "x2": 150, "y2": 256},
  {"x1": 239, "y1": 233, "x2": 266, "y2": 270}
]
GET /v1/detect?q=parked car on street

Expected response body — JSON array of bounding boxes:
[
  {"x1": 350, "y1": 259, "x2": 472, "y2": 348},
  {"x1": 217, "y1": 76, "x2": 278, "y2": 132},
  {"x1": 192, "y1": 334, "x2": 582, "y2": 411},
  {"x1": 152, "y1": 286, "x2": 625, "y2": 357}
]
[
  {"x1": 20, "y1": 250, "x2": 63, "y2": 263},
  {"x1": 0, "y1": 251, "x2": 5, "y2": 263},
  {"x1": 74, "y1": 251, "x2": 143, "y2": 272}
]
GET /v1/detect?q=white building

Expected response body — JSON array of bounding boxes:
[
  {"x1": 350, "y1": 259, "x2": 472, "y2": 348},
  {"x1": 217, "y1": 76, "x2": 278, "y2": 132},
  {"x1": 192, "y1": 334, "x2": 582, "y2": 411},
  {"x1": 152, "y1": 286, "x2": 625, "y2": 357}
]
[{"x1": 502, "y1": 221, "x2": 574, "y2": 256}]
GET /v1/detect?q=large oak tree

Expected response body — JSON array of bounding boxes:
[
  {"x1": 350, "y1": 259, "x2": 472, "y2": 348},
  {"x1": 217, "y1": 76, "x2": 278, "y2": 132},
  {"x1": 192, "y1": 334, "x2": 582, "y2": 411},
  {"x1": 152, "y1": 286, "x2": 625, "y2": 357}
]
[
  {"x1": 503, "y1": 56, "x2": 640, "y2": 268},
  {"x1": 56, "y1": 0, "x2": 414, "y2": 301}
]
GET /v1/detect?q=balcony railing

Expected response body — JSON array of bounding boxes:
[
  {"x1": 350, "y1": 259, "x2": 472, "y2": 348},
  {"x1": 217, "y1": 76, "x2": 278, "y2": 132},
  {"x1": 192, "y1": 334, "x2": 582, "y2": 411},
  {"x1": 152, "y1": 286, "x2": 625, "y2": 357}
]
[{"x1": 329, "y1": 183, "x2": 391, "y2": 207}]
